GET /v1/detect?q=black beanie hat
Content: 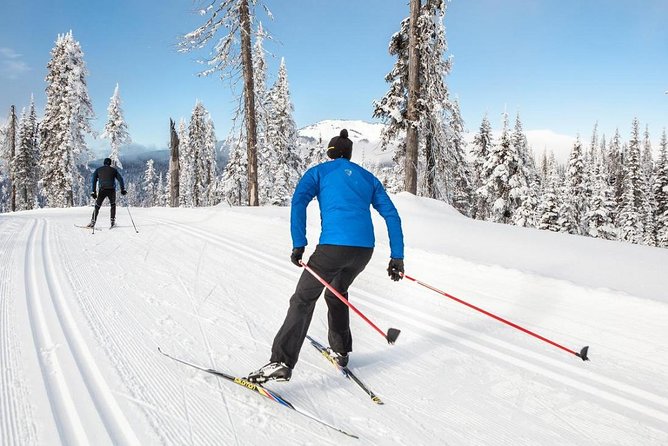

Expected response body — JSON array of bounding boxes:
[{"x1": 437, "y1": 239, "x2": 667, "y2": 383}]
[
  {"x1": 103, "y1": 158, "x2": 112, "y2": 166},
  {"x1": 327, "y1": 129, "x2": 353, "y2": 160}
]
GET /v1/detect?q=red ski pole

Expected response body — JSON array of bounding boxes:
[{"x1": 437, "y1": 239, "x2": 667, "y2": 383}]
[
  {"x1": 402, "y1": 274, "x2": 589, "y2": 361},
  {"x1": 300, "y1": 261, "x2": 400, "y2": 344}
]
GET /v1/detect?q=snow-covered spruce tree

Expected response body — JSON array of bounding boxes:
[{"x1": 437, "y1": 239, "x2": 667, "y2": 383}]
[
  {"x1": 565, "y1": 136, "x2": 587, "y2": 234},
  {"x1": 203, "y1": 117, "x2": 219, "y2": 205},
  {"x1": 41, "y1": 31, "x2": 94, "y2": 207},
  {"x1": 186, "y1": 101, "x2": 217, "y2": 207},
  {"x1": 617, "y1": 118, "x2": 645, "y2": 243},
  {"x1": 142, "y1": 159, "x2": 157, "y2": 207},
  {"x1": 510, "y1": 112, "x2": 535, "y2": 227},
  {"x1": 641, "y1": 125, "x2": 656, "y2": 246},
  {"x1": 252, "y1": 22, "x2": 272, "y2": 205},
  {"x1": 265, "y1": 58, "x2": 302, "y2": 206},
  {"x1": 180, "y1": 0, "x2": 272, "y2": 206},
  {"x1": 445, "y1": 98, "x2": 472, "y2": 215},
  {"x1": 13, "y1": 98, "x2": 41, "y2": 210},
  {"x1": 177, "y1": 118, "x2": 193, "y2": 207},
  {"x1": 470, "y1": 114, "x2": 494, "y2": 220},
  {"x1": 100, "y1": 83, "x2": 131, "y2": 169},
  {"x1": 1, "y1": 105, "x2": 18, "y2": 211},
  {"x1": 188, "y1": 102, "x2": 206, "y2": 206},
  {"x1": 536, "y1": 152, "x2": 561, "y2": 232},
  {"x1": 654, "y1": 129, "x2": 668, "y2": 247},
  {"x1": 607, "y1": 128, "x2": 625, "y2": 212},
  {"x1": 221, "y1": 139, "x2": 248, "y2": 205},
  {"x1": 374, "y1": 0, "x2": 470, "y2": 211},
  {"x1": 586, "y1": 153, "x2": 617, "y2": 240},
  {"x1": 478, "y1": 112, "x2": 526, "y2": 224}
]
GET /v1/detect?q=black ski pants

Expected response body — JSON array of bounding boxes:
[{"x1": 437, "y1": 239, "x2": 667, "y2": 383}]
[
  {"x1": 270, "y1": 244, "x2": 373, "y2": 369},
  {"x1": 92, "y1": 188, "x2": 116, "y2": 222}
]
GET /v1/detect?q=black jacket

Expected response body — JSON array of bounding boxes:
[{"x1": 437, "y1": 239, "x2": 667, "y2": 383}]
[{"x1": 91, "y1": 165, "x2": 125, "y2": 191}]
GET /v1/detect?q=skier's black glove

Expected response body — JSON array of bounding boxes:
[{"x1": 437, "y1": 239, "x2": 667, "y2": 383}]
[
  {"x1": 291, "y1": 247, "x2": 305, "y2": 267},
  {"x1": 91, "y1": 192, "x2": 97, "y2": 199},
  {"x1": 387, "y1": 258, "x2": 404, "y2": 281},
  {"x1": 121, "y1": 189, "x2": 127, "y2": 195}
]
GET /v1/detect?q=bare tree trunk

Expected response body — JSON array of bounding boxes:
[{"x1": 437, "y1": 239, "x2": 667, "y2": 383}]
[
  {"x1": 169, "y1": 118, "x2": 180, "y2": 207},
  {"x1": 240, "y1": 0, "x2": 259, "y2": 206},
  {"x1": 8, "y1": 105, "x2": 16, "y2": 211},
  {"x1": 404, "y1": 0, "x2": 421, "y2": 195}
]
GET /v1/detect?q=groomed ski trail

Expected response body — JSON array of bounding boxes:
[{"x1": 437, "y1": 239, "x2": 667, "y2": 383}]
[
  {"x1": 21, "y1": 219, "x2": 140, "y2": 445},
  {"x1": 150, "y1": 216, "x2": 668, "y2": 434}
]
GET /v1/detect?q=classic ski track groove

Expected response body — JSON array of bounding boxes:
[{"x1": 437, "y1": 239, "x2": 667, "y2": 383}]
[
  {"x1": 58, "y1": 219, "x2": 326, "y2": 444},
  {"x1": 55, "y1": 223, "x2": 236, "y2": 444},
  {"x1": 40, "y1": 220, "x2": 142, "y2": 445},
  {"x1": 0, "y1": 221, "x2": 39, "y2": 446},
  {"x1": 23, "y1": 219, "x2": 89, "y2": 445},
  {"x1": 20, "y1": 219, "x2": 144, "y2": 445},
  {"x1": 151, "y1": 217, "x2": 668, "y2": 428}
]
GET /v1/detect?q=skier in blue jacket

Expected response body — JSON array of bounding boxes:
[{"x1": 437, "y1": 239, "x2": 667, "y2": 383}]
[{"x1": 249, "y1": 129, "x2": 405, "y2": 383}]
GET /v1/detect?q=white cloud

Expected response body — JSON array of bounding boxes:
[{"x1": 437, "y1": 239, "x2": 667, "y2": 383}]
[
  {"x1": 525, "y1": 129, "x2": 577, "y2": 164},
  {"x1": 0, "y1": 47, "x2": 30, "y2": 79}
]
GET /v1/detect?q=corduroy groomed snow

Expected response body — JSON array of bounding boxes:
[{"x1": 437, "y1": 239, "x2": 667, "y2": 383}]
[{"x1": 326, "y1": 129, "x2": 353, "y2": 160}]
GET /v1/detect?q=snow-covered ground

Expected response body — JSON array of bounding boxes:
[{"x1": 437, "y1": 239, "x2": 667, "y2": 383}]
[{"x1": 1, "y1": 194, "x2": 667, "y2": 445}]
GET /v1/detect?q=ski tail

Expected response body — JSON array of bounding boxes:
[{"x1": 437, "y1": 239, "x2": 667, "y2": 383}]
[
  {"x1": 157, "y1": 348, "x2": 358, "y2": 439},
  {"x1": 306, "y1": 335, "x2": 383, "y2": 405}
]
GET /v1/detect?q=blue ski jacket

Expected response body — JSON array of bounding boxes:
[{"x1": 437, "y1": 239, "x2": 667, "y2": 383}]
[{"x1": 290, "y1": 158, "x2": 404, "y2": 259}]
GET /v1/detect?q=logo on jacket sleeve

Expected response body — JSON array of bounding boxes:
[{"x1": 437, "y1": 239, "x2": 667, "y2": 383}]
[{"x1": 344, "y1": 169, "x2": 352, "y2": 176}]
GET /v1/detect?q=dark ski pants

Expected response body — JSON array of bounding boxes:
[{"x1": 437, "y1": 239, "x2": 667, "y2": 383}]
[
  {"x1": 270, "y1": 244, "x2": 374, "y2": 369},
  {"x1": 92, "y1": 188, "x2": 116, "y2": 222}
]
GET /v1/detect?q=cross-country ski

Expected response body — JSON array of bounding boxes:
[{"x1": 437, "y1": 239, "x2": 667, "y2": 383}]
[{"x1": 158, "y1": 348, "x2": 359, "y2": 439}]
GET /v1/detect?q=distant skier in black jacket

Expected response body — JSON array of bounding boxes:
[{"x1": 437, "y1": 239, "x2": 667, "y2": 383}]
[{"x1": 87, "y1": 158, "x2": 126, "y2": 228}]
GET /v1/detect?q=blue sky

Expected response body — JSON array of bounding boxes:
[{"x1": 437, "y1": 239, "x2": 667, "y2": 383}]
[{"x1": 1, "y1": 0, "x2": 667, "y2": 153}]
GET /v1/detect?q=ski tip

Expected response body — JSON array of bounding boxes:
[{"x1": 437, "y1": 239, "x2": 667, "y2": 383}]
[
  {"x1": 386, "y1": 328, "x2": 401, "y2": 344},
  {"x1": 576, "y1": 346, "x2": 590, "y2": 361}
]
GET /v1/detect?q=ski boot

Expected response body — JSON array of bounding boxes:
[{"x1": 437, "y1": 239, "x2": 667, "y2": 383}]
[{"x1": 247, "y1": 362, "x2": 292, "y2": 383}]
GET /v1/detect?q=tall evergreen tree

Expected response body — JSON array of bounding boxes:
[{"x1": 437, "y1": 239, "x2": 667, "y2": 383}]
[
  {"x1": 265, "y1": 58, "x2": 302, "y2": 206},
  {"x1": 100, "y1": 83, "x2": 131, "y2": 169},
  {"x1": 617, "y1": 118, "x2": 644, "y2": 243},
  {"x1": 471, "y1": 114, "x2": 494, "y2": 220},
  {"x1": 510, "y1": 112, "x2": 535, "y2": 226},
  {"x1": 143, "y1": 159, "x2": 157, "y2": 207},
  {"x1": 479, "y1": 112, "x2": 526, "y2": 224},
  {"x1": 654, "y1": 129, "x2": 668, "y2": 247},
  {"x1": 188, "y1": 101, "x2": 211, "y2": 207},
  {"x1": 537, "y1": 153, "x2": 561, "y2": 232},
  {"x1": 253, "y1": 22, "x2": 271, "y2": 205},
  {"x1": 641, "y1": 125, "x2": 656, "y2": 246},
  {"x1": 13, "y1": 98, "x2": 40, "y2": 210},
  {"x1": 40, "y1": 31, "x2": 94, "y2": 207},
  {"x1": 586, "y1": 153, "x2": 617, "y2": 240},
  {"x1": 221, "y1": 140, "x2": 248, "y2": 205},
  {"x1": 177, "y1": 119, "x2": 193, "y2": 207},
  {"x1": 1, "y1": 105, "x2": 18, "y2": 211},
  {"x1": 566, "y1": 136, "x2": 587, "y2": 234},
  {"x1": 607, "y1": 128, "x2": 624, "y2": 213},
  {"x1": 203, "y1": 117, "x2": 219, "y2": 206}
]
